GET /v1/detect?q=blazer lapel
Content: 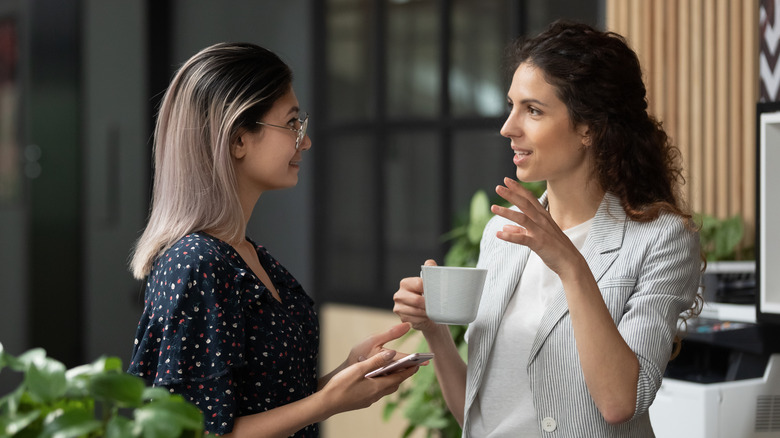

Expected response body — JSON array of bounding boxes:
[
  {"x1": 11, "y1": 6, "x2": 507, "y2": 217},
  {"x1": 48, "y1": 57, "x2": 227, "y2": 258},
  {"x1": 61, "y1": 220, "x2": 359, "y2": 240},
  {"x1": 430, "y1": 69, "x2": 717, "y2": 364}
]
[
  {"x1": 527, "y1": 192, "x2": 627, "y2": 363},
  {"x1": 464, "y1": 193, "x2": 548, "y2": 418}
]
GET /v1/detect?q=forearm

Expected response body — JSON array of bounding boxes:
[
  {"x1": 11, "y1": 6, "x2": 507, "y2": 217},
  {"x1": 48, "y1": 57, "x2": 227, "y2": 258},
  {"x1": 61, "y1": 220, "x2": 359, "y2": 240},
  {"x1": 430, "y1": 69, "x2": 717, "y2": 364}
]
[
  {"x1": 423, "y1": 325, "x2": 468, "y2": 426},
  {"x1": 221, "y1": 391, "x2": 331, "y2": 438},
  {"x1": 561, "y1": 261, "x2": 639, "y2": 424}
]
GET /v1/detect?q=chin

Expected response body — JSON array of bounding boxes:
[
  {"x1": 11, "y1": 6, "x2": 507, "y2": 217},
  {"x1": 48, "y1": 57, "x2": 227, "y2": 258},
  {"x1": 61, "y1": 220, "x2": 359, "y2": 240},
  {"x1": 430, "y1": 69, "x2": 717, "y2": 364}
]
[{"x1": 515, "y1": 169, "x2": 531, "y2": 181}]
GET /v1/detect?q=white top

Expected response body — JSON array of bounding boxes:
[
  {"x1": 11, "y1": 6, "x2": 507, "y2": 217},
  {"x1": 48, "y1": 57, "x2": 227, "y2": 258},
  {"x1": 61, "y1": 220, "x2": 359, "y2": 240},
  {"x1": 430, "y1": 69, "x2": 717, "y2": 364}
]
[{"x1": 468, "y1": 218, "x2": 593, "y2": 437}]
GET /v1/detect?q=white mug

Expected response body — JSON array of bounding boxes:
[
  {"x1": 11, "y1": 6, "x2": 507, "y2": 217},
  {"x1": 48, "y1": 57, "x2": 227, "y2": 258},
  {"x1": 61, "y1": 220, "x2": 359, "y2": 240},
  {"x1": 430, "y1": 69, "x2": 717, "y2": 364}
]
[{"x1": 421, "y1": 266, "x2": 487, "y2": 325}]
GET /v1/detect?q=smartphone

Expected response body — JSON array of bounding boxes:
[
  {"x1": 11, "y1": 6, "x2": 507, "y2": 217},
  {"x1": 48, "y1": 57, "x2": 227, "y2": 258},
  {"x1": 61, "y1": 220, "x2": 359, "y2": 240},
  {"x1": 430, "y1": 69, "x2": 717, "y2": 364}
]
[{"x1": 364, "y1": 352, "x2": 434, "y2": 378}]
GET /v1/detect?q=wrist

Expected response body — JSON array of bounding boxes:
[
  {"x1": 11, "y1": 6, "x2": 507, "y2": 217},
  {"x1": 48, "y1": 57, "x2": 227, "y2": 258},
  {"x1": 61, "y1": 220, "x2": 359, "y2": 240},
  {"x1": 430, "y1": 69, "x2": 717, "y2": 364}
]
[
  {"x1": 310, "y1": 386, "x2": 337, "y2": 422},
  {"x1": 556, "y1": 254, "x2": 590, "y2": 284},
  {"x1": 422, "y1": 323, "x2": 453, "y2": 344}
]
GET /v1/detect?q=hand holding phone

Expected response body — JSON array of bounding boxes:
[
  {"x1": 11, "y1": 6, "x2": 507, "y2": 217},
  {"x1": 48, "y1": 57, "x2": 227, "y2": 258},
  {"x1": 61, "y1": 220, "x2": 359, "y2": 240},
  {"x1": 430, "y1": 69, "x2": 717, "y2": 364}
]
[{"x1": 364, "y1": 352, "x2": 434, "y2": 378}]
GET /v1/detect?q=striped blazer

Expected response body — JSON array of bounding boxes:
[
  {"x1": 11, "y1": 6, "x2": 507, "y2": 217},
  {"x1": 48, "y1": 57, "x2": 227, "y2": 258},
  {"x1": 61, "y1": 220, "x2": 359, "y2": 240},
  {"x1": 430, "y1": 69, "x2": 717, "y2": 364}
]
[{"x1": 463, "y1": 192, "x2": 700, "y2": 437}]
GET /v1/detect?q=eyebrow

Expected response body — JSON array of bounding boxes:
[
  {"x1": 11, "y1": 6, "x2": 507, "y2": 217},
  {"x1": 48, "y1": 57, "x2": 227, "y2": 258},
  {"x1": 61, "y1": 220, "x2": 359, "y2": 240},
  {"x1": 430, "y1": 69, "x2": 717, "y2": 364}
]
[
  {"x1": 286, "y1": 106, "x2": 300, "y2": 116},
  {"x1": 517, "y1": 98, "x2": 548, "y2": 107}
]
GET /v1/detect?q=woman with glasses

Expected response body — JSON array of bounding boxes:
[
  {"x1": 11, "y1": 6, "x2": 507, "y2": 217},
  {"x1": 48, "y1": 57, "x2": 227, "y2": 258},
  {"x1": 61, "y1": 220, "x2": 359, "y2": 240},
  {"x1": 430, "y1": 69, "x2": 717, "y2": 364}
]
[
  {"x1": 128, "y1": 42, "x2": 418, "y2": 437},
  {"x1": 393, "y1": 20, "x2": 702, "y2": 437}
]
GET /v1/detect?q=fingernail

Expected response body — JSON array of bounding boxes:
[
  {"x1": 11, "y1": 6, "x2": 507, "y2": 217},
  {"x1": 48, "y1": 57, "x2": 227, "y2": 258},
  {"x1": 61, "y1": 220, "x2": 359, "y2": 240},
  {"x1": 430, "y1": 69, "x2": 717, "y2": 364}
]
[
  {"x1": 358, "y1": 355, "x2": 366, "y2": 362},
  {"x1": 382, "y1": 350, "x2": 395, "y2": 360}
]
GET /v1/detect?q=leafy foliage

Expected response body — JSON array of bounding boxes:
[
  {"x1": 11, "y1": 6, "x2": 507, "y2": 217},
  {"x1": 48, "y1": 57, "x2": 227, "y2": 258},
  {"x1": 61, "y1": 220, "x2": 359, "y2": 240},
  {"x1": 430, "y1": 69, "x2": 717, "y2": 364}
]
[
  {"x1": 386, "y1": 182, "x2": 545, "y2": 437},
  {"x1": 0, "y1": 344, "x2": 203, "y2": 438},
  {"x1": 695, "y1": 213, "x2": 752, "y2": 261}
]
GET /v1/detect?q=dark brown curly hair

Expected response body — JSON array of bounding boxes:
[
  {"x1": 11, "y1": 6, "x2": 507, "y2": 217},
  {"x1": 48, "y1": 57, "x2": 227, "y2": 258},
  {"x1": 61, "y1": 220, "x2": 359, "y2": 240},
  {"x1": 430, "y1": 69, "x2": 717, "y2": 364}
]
[{"x1": 506, "y1": 20, "x2": 691, "y2": 224}]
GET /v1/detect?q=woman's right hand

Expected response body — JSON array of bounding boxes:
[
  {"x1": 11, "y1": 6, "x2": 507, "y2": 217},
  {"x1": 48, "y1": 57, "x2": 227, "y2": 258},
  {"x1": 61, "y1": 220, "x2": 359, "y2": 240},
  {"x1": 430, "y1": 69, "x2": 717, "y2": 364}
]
[
  {"x1": 393, "y1": 259, "x2": 441, "y2": 334},
  {"x1": 319, "y1": 350, "x2": 418, "y2": 415}
]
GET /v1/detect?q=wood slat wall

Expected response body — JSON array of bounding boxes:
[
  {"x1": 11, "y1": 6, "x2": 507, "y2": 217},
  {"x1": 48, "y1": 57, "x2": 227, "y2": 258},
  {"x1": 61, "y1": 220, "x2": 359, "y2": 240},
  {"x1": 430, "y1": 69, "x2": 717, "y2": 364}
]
[{"x1": 606, "y1": 0, "x2": 759, "y2": 243}]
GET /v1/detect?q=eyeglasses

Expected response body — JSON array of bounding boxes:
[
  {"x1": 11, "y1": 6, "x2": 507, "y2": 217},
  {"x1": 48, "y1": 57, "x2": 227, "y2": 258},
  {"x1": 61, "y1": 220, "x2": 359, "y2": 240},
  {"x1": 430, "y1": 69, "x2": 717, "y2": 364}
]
[{"x1": 255, "y1": 112, "x2": 309, "y2": 151}]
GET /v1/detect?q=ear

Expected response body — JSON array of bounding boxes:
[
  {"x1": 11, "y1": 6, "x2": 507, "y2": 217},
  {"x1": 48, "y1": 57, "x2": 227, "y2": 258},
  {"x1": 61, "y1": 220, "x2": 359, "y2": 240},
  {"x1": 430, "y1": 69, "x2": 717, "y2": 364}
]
[
  {"x1": 577, "y1": 124, "x2": 591, "y2": 147},
  {"x1": 231, "y1": 135, "x2": 247, "y2": 160}
]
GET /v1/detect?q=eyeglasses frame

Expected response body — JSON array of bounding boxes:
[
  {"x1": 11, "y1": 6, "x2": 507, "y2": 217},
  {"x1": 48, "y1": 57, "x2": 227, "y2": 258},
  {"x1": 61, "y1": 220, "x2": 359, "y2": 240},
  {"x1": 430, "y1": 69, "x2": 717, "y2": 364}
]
[{"x1": 255, "y1": 112, "x2": 309, "y2": 151}]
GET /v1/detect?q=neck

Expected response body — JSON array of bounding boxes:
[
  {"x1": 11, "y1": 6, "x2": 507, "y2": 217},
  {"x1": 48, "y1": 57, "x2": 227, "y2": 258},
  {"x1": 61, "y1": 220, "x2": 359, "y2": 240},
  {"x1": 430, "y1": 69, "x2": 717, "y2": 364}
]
[
  {"x1": 203, "y1": 191, "x2": 257, "y2": 245},
  {"x1": 546, "y1": 179, "x2": 604, "y2": 230},
  {"x1": 238, "y1": 186, "x2": 262, "y2": 228}
]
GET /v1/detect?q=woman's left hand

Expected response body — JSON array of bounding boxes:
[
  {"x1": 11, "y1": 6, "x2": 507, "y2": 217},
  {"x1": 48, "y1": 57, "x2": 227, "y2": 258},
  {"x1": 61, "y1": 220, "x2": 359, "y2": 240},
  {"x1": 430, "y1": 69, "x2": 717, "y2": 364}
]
[
  {"x1": 346, "y1": 323, "x2": 411, "y2": 365},
  {"x1": 491, "y1": 177, "x2": 582, "y2": 276},
  {"x1": 319, "y1": 323, "x2": 411, "y2": 389}
]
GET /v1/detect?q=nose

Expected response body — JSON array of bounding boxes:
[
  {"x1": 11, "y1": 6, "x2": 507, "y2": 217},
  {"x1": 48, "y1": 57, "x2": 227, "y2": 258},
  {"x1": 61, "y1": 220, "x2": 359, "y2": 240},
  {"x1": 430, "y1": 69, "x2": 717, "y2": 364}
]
[
  {"x1": 500, "y1": 111, "x2": 519, "y2": 139},
  {"x1": 299, "y1": 133, "x2": 312, "y2": 151}
]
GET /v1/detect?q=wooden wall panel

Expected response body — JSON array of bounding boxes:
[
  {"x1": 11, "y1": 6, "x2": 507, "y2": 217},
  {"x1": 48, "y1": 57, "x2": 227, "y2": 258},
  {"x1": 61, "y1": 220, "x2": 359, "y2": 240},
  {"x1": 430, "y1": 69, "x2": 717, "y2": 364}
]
[{"x1": 607, "y1": 0, "x2": 759, "y2": 246}]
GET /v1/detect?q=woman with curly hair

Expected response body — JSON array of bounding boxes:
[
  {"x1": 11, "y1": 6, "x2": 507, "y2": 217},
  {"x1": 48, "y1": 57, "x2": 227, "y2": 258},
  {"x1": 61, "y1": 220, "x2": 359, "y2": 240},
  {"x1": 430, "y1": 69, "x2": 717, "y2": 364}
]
[{"x1": 393, "y1": 20, "x2": 701, "y2": 437}]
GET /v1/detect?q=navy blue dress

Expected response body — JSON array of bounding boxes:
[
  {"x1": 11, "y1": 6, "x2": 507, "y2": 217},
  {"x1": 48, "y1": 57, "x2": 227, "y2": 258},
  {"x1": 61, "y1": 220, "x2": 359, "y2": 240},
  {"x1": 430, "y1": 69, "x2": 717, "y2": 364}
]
[{"x1": 128, "y1": 232, "x2": 319, "y2": 436}]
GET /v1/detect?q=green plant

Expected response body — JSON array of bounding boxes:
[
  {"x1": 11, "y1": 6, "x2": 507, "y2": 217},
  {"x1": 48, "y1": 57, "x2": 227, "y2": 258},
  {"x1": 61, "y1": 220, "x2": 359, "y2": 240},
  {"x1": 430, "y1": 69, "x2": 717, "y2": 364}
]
[
  {"x1": 385, "y1": 182, "x2": 545, "y2": 438},
  {"x1": 0, "y1": 343, "x2": 203, "y2": 438},
  {"x1": 695, "y1": 213, "x2": 753, "y2": 261}
]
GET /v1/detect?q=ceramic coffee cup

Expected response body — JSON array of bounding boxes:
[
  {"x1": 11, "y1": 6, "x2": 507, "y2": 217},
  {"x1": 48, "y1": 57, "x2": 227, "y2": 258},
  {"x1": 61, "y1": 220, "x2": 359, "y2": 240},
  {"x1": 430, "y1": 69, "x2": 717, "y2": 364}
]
[{"x1": 421, "y1": 266, "x2": 487, "y2": 324}]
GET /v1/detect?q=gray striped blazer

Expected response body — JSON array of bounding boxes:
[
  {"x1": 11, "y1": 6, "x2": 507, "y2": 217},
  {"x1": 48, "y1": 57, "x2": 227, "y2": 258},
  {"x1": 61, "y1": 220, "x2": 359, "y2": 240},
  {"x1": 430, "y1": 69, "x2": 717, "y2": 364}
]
[{"x1": 463, "y1": 192, "x2": 700, "y2": 437}]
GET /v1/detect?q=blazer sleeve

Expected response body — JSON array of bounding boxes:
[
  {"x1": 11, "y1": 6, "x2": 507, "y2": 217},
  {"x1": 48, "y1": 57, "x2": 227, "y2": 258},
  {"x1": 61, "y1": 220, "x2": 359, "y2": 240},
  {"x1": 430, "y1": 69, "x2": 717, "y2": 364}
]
[{"x1": 618, "y1": 213, "x2": 701, "y2": 419}]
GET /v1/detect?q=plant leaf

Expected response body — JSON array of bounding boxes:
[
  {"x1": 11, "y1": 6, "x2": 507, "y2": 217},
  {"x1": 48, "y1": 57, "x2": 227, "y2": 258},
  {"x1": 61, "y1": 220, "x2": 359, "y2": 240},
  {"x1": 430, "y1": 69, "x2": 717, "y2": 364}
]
[
  {"x1": 443, "y1": 239, "x2": 478, "y2": 268},
  {"x1": 89, "y1": 372, "x2": 146, "y2": 407},
  {"x1": 713, "y1": 216, "x2": 744, "y2": 260},
  {"x1": 0, "y1": 409, "x2": 41, "y2": 436},
  {"x1": 382, "y1": 400, "x2": 398, "y2": 421},
  {"x1": 41, "y1": 407, "x2": 102, "y2": 438},
  {"x1": 467, "y1": 190, "x2": 492, "y2": 244},
  {"x1": 401, "y1": 423, "x2": 416, "y2": 438},
  {"x1": 25, "y1": 358, "x2": 67, "y2": 404},
  {"x1": 15, "y1": 349, "x2": 48, "y2": 369},
  {"x1": 0, "y1": 384, "x2": 25, "y2": 415},
  {"x1": 142, "y1": 386, "x2": 173, "y2": 402},
  {"x1": 135, "y1": 398, "x2": 203, "y2": 432},
  {"x1": 105, "y1": 415, "x2": 136, "y2": 438}
]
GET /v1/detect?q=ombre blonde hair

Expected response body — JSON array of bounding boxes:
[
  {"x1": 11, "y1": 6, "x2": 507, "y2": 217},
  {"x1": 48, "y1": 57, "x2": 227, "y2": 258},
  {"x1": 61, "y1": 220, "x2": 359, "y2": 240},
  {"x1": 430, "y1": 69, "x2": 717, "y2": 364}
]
[{"x1": 130, "y1": 42, "x2": 293, "y2": 279}]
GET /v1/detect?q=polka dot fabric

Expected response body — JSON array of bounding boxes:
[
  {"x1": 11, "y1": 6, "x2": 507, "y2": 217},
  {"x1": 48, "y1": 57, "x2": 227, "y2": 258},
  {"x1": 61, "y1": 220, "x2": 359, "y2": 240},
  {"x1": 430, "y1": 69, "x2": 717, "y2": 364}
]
[{"x1": 128, "y1": 232, "x2": 319, "y2": 436}]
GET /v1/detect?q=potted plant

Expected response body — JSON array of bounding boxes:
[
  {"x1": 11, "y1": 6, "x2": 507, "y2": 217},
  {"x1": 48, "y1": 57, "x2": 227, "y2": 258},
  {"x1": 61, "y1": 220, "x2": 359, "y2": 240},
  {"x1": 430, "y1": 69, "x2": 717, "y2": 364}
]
[{"x1": 0, "y1": 343, "x2": 203, "y2": 437}]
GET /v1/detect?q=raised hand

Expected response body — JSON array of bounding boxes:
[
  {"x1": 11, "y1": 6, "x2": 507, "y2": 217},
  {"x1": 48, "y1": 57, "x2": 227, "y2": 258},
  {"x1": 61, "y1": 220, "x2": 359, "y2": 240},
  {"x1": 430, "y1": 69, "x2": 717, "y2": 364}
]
[{"x1": 491, "y1": 177, "x2": 583, "y2": 276}]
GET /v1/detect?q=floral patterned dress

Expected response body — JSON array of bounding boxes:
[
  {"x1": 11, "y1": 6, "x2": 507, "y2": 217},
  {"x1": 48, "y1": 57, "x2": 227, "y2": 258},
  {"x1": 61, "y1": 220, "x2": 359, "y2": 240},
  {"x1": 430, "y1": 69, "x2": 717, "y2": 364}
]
[{"x1": 128, "y1": 232, "x2": 319, "y2": 436}]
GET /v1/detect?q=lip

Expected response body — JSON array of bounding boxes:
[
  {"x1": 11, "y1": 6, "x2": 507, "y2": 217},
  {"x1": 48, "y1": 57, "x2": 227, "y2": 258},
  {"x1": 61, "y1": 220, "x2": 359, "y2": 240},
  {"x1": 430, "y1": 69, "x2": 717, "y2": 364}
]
[{"x1": 512, "y1": 148, "x2": 532, "y2": 166}]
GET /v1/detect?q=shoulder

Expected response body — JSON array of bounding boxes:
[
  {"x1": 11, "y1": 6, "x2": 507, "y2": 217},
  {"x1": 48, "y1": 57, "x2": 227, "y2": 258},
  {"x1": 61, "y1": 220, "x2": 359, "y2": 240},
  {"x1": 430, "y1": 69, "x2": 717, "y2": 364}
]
[
  {"x1": 150, "y1": 232, "x2": 243, "y2": 282},
  {"x1": 157, "y1": 233, "x2": 235, "y2": 266},
  {"x1": 620, "y1": 212, "x2": 700, "y2": 284},
  {"x1": 625, "y1": 210, "x2": 698, "y2": 247},
  {"x1": 595, "y1": 192, "x2": 697, "y2": 248},
  {"x1": 164, "y1": 232, "x2": 229, "y2": 262}
]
